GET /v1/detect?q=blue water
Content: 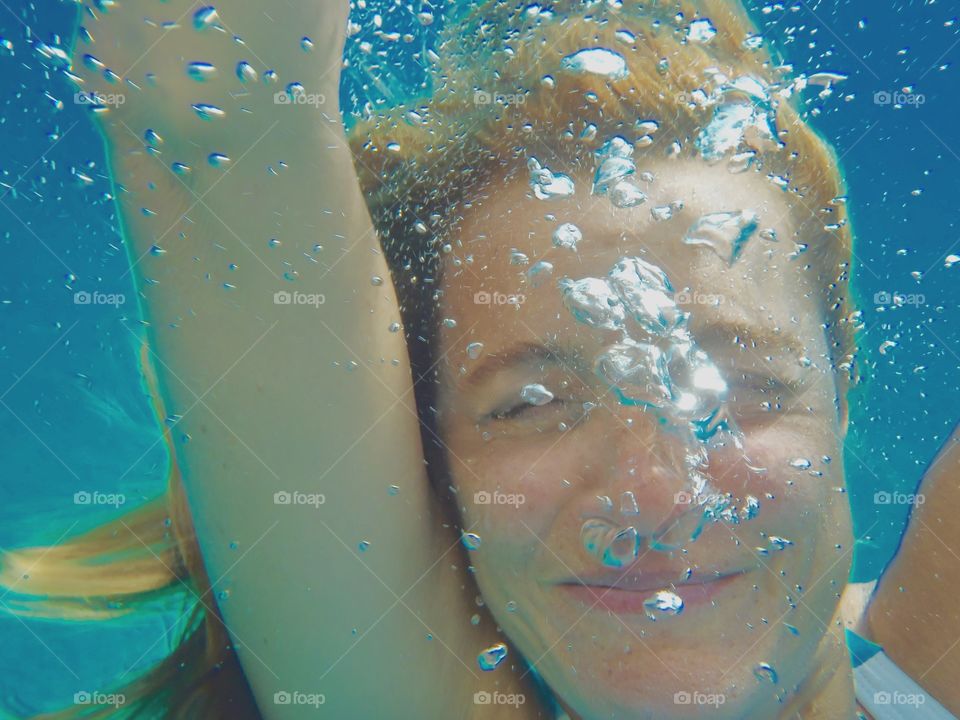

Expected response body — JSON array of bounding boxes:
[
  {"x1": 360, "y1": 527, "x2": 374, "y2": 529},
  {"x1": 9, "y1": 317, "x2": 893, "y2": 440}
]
[{"x1": 0, "y1": 0, "x2": 957, "y2": 715}]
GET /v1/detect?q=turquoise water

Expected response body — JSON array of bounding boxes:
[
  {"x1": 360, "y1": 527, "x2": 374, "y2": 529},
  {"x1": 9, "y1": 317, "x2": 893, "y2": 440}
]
[{"x1": 0, "y1": 0, "x2": 958, "y2": 714}]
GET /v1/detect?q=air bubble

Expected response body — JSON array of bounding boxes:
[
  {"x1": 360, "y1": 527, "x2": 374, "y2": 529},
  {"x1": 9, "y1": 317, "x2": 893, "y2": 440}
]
[
  {"x1": 684, "y1": 210, "x2": 759, "y2": 265},
  {"x1": 620, "y1": 491, "x2": 640, "y2": 515},
  {"x1": 187, "y1": 61, "x2": 217, "y2": 81},
  {"x1": 193, "y1": 103, "x2": 225, "y2": 120},
  {"x1": 478, "y1": 643, "x2": 508, "y2": 671},
  {"x1": 560, "y1": 48, "x2": 628, "y2": 79},
  {"x1": 609, "y1": 181, "x2": 646, "y2": 208},
  {"x1": 581, "y1": 519, "x2": 641, "y2": 568},
  {"x1": 520, "y1": 383, "x2": 554, "y2": 406},
  {"x1": 753, "y1": 662, "x2": 778, "y2": 683},
  {"x1": 687, "y1": 19, "x2": 717, "y2": 43},
  {"x1": 553, "y1": 223, "x2": 582, "y2": 251},
  {"x1": 193, "y1": 6, "x2": 219, "y2": 30},
  {"x1": 643, "y1": 590, "x2": 684, "y2": 616},
  {"x1": 236, "y1": 61, "x2": 257, "y2": 83},
  {"x1": 528, "y1": 158, "x2": 575, "y2": 200}
]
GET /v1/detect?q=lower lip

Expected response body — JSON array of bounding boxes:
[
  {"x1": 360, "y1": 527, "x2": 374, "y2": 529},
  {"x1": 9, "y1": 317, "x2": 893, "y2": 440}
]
[{"x1": 558, "y1": 572, "x2": 747, "y2": 615}]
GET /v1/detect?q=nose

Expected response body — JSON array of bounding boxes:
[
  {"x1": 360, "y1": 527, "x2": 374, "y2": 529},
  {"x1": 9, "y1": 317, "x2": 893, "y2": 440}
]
[{"x1": 580, "y1": 405, "x2": 708, "y2": 550}]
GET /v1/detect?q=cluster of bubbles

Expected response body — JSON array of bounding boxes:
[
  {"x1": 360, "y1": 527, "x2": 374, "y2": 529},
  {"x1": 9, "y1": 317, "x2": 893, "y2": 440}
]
[{"x1": 557, "y1": 252, "x2": 754, "y2": 566}]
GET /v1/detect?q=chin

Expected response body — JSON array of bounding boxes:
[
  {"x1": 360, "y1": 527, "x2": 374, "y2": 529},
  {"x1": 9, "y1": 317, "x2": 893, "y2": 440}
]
[{"x1": 533, "y1": 599, "x2": 817, "y2": 720}]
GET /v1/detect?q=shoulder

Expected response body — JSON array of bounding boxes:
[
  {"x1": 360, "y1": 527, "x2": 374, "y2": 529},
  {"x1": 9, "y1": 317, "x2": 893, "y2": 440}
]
[{"x1": 864, "y1": 422, "x2": 960, "y2": 714}]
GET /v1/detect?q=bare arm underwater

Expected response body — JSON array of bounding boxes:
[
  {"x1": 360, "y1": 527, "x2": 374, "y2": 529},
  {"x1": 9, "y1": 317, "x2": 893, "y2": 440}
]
[
  {"x1": 867, "y1": 421, "x2": 960, "y2": 714},
  {"x1": 70, "y1": 1, "x2": 541, "y2": 717}
]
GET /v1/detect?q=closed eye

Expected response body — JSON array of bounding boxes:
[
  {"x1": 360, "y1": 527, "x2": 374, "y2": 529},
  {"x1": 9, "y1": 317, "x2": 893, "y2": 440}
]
[{"x1": 491, "y1": 397, "x2": 567, "y2": 421}]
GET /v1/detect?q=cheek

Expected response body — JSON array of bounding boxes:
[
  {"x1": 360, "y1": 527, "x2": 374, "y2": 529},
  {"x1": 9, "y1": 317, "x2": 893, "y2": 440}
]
[
  {"x1": 456, "y1": 443, "x2": 570, "y2": 536},
  {"x1": 735, "y1": 415, "x2": 842, "y2": 490},
  {"x1": 701, "y1": 416, "x2": 850, "y2": 559},
  {"x1": 447, "y1": 416, "x2": 579, "y2": 514}
]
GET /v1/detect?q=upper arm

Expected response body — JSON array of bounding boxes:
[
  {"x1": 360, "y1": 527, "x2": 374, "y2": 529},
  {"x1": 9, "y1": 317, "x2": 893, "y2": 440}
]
[
  {"x1": 867, "y1": 421, "x2": 960, "y2": 713},
  {"x1": 72, "y1": 4, "x2": 531, "y2": 718}
]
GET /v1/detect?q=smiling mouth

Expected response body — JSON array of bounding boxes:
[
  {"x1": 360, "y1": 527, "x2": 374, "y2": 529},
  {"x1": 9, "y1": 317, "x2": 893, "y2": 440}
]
[{"x1": 556, "y1": 568, "x2": 754, "y2": 614}]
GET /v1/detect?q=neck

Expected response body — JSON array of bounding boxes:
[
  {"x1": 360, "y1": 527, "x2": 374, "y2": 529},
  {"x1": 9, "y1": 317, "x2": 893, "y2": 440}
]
[
  {"x1": 777, "y1": 622, "x2": 858, "y2": 719},
  {"x1": 550, "y1": 624, "x2": 859, "y2": 720}
]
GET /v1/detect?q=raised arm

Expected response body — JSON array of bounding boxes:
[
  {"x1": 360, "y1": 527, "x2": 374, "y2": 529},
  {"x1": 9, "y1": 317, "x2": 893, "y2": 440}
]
[{"x1": 72, "y1": 2, "x2": 535, "y2": 717}]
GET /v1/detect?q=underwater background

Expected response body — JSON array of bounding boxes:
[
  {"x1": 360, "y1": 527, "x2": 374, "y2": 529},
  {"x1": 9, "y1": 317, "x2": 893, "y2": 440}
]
[{"x1": 0, "y1": 0, "x2": 957, "y2": 714}]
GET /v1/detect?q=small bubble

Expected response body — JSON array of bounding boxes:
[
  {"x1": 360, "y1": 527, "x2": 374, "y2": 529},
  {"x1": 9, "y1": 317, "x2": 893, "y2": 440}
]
[
  {"x1": 520, "y1": 383, "x2": 554, "y2": 406},
  {"x1": 620, "y1": 491, "x2": 640, "y2": 515},
  {"x1": 236, "y1": 61, "x2": 257, "y2": 83},
  {"x1": 193, "y1": 6, "x2": 219, "y2": 30},
  {"x1": 187, "y1": 61, "x2": 217, "y2": 81},
  {"x1": 609, "y1": 181, "x2": 647, "y2": 208},
  {"x1": 687, "y1": 19, "x2": 717, "y2": 43},
  {"x1": 553, "y1": 223, "x2": 582, "y2": 251},
  {"x1": 753, "y1": 662, "x2": 778, "y2": 683},
  {"x1": 643, "y1": 590, "x2": 684, "y2": 616},
  {"x1": 478, "y1": 643, "x2": 508, "y2": 671},
  {"x1": 560, "y1": 48, "x2": 628, "y2": 79},
  {"x1": 191, "y1": 103, "x2": 227, "y2": 120}
]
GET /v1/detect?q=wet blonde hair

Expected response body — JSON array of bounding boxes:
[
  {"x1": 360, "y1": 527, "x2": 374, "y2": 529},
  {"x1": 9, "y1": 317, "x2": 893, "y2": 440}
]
[
  {"x1": 0, "y1": 343, "x2": 260, "y2": 719},
  {"x1": 351, "y1": 0, "x2": 858, "y2": 428},
  {"x1": 2, "y1": 1, "x2": 857, "y2": 717}
]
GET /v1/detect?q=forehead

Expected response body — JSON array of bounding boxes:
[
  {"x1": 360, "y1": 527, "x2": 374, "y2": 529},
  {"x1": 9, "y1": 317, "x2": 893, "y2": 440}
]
[{"x1": 437, "y1": 156, "x2": 829, "y2": 367}]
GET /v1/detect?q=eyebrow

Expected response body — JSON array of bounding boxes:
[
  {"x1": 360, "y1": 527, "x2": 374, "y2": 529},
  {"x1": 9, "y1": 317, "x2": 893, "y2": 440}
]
[
  {"x1": 463, "y1": 341, "x2": 572, "y2": 389},
  {"x1": 695, "y1": 320, "x2": 810, "y2": 360}
]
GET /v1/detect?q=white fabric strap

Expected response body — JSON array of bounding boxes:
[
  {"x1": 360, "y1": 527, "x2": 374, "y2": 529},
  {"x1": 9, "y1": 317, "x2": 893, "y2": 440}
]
[{"x1": 854, "y1": 651, "x2": 957, "y2": 720}]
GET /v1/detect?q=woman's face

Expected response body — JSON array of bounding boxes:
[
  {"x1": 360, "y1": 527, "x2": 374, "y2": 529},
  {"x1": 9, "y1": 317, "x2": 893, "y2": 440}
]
[{"x1": 435, "y1": 155, "x2": 852, "y2": 719}]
